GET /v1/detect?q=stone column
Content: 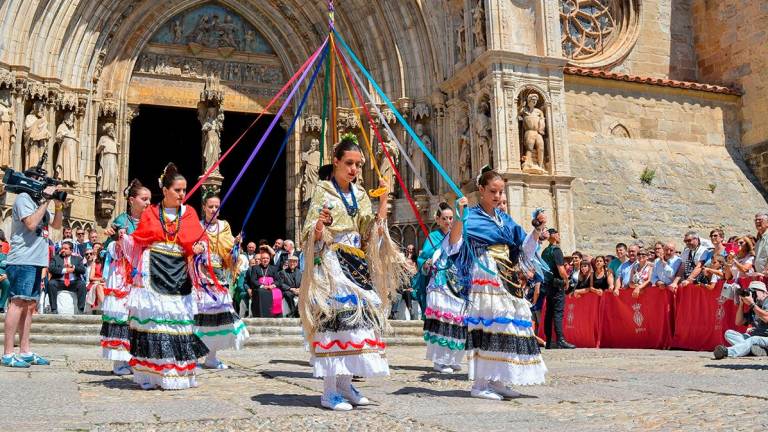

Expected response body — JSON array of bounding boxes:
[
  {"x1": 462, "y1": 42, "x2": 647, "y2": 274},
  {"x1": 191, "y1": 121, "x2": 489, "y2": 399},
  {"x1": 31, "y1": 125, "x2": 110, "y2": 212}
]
[{"x1": 553, "y1": 183, "x2": 575, "y2": 252}]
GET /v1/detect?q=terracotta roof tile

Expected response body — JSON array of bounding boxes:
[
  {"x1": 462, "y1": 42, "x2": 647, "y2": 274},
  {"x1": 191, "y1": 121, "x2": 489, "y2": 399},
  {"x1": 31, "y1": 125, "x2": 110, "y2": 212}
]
[{"x1": 563, "y1": 67, "x2": 742, "y2": 96}]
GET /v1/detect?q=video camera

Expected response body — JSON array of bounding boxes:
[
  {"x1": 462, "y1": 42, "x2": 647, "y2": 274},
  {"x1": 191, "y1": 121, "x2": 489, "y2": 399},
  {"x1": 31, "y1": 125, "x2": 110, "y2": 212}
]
[{"x1": 2, "y1": 151, "x2": 67, "y2": 202}]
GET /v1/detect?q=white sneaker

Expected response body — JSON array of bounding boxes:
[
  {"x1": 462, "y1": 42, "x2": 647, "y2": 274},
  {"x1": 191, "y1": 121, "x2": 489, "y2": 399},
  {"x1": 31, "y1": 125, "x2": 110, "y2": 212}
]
[
  {"x1": 470, "y1": 387, "x2": 503, "y2": 400},
  {"x1": 433, "y1": 363, "x2": 453, "y2": 373},
  {"x1": 341, "y1": 384, "x2": 371, "y2": 406},
  {"x1": 490, "y1": 381, "x2": 521, "y2": 398},
  {"x1": 139, "y1": 381, "x2": 157, "y2": 390},
  {"x1": 321, "y1": 392, "x2": 353, "y2": 411},
  {"x1": 113, "y1": 364, "x2": 132, "y2": 376},
  {"x1": 203, "y1": 359, "x2": 229, "y2": 370},
  {"x1": 450, "y1": 364, "x2": 462, "y2": 372}
]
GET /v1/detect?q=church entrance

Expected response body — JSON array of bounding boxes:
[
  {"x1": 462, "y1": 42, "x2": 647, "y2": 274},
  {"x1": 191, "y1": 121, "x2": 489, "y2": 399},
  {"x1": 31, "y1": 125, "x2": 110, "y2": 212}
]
[{"x1": 129, "y1": 105, "x2": 286, "y2": 244}]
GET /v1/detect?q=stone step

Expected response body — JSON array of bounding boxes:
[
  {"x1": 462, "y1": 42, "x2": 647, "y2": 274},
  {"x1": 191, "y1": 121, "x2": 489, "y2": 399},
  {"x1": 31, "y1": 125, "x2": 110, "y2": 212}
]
[{"x1": 0, "y1": 334, "x2": 426, "y2": 347}]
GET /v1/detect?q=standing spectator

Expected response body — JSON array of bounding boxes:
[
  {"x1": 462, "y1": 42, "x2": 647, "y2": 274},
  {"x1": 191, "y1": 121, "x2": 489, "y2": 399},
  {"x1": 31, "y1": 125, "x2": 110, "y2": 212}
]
[
  {"x1": 569, "y1": 251, "x2": 583, "y2": 286},
  {"x1": 0, "y1": 245, "x2": 8, "y2": 313},
  {"x1": 670, "y1": 231, "x2": 708, "y2": 291},
  {"x1": 590, "y1": 256, "x2": 614, "y2": 295},
  {"x1": 246, "y1": 252, "x2": 279, "y2": 317},
  {"x1": 232, "y1": 254, "x2": 251, "y2": 317},
  {"x1": 0, "y1": 229, "x2": 10, "y2": 254},
  {"x1": 277, "y1": 255, "x2": 302, "y2": 317},
  {"x1": 703, "y1": 256, "x2": 726, "y2": 290},
  {"x1": 616, "y1": 244, "x2": 639, "y2": 289},
  {"x1": 272, "y1": 238, "x2": 285, "y2": 266},
  {"x1": 74, "y1": 228, "x2": 87, "y2": 256},
  {"x1": 570, "y1": 260, "x2": 592, "y2": 298},
  {"x1": 608, "y1": 243, "x2": 628, "y2": 287},
  {"x1": 652, "y1": 242, "x2": 681, "y2": 287},
  {"x1": 703, "y1": 228, "x2": 727, "y2": 266},
  {"x1": 3, "y1": 177, "x2": 63, "y2": 368},
  {"x1": 541, "y1": 228, "x2": 575, "y2": 349},
  {"x1": 724, "y1": 237, "x2": 755, "y2": 283},
  {"x1": 276, "y1": 239, "x2": 302, "y2": 270},
  {"x1": 47, "y1": 240, "x2": 87, "y2": 314},
  {"x1": 629, "y1": 249, "x2": 653, "y2": 298},
  {"x1": 753, "y1": 213, "x2": 768, "y2": 275},
  {"x1": 245, "y1": 241, "x2": 258, "y2": 263},
  {"x1": 54, "y1": 226, "x2": 75, "y2": 254}
]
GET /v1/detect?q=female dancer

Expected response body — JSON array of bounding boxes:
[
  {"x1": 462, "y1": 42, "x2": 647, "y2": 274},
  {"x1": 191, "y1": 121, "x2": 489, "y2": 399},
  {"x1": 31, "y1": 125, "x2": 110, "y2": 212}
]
[
  {"x1": 299, "y1": 136, "x2": 407, "y2": 411},
  {"x1": 418, "y1": 203, "x2": 467, "y2": 373},
  {"x1": 123, "y1": 164, "x2": 210, "y2": 390},
  {"x1": 451, "y1": 169, "x2": 547, "y2": 400},
  {"x1": 99, "y1": 179, "x2": 151, "y2": 375},
  {"x1": 195, "y1": 193, "x2": 249, "y2": 369}
]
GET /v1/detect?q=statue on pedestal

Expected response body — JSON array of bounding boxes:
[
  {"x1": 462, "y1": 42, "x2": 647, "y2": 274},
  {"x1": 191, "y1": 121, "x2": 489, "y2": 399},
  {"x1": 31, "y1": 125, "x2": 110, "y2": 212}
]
[
  {"x1": 474, "y1": 100, "x2": 492, "y2": 168},
  {"x1": 456, "y1": 9, "x2": 466, "y2": 63},
  {"x1": 300, "y1": 138, "x2": 320, "y2": 203},
  {"x1": 200, "y1": 106, "x2": 223, "y2": 174},
  {"x1": 96, "y1": 122, "x2": 119, "y2": 194},
  {"x1": 0, "y1": 89, "x2": 15, "y2": 168},
  {"x1": 458, "y1": 115, "x2": 471, "y2": 183},
  {"x1": 408, "y1": 123, "x2": 431, "y2": 191},
  {"x1": 519, "y1": 93, "x2": 547, "y2": 174},
  {"x1": 472, "y1": 0, "x2": 486, "y2": 50},
  {"x1": 377, "y1": 129, "x2": 400, "y2": 196},
  {"x1": 55, "y1": 111, "x2": 79, "y2": 185},
  {"x1": 23, "y1": 100, "x2": 50, "y2": 169}
]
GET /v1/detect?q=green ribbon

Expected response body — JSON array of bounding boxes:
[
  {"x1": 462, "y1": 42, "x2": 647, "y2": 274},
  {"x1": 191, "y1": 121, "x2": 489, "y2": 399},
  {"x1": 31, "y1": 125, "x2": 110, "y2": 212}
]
[
  {"x1": 195, "y1": 321, "x2": 247, "y2": 338},
  {"x1": 423, "y1": 332, "x2": 466, "y2": 351}
]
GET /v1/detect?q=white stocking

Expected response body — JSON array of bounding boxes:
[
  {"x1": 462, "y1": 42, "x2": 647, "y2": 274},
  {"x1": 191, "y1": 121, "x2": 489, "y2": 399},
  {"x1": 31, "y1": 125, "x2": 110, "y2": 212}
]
[
  {"x1": 205, "y1": 349, "x2": 219, "y2": 367},
  {"x1": 337, "y1": 374, "x2": 352, "y2": 392},
  {"x1": 472, "y1": 377, "x2": 489, "y2": 391},
  {"x1": 323, "y1": 374, "x2": 338, "y2": 395}
]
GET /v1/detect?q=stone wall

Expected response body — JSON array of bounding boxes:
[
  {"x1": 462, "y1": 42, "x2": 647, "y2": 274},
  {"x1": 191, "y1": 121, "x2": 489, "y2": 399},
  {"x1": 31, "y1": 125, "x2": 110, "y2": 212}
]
[
  {"x1": 565, "y1": 75, "x2": 765, "y2": 254},
  {"x1": 610, "y1": 0, "x2": 698, "y2": 81},
  {"x1": 692, "y1": 0, "x2": 768, "y2": 188}
]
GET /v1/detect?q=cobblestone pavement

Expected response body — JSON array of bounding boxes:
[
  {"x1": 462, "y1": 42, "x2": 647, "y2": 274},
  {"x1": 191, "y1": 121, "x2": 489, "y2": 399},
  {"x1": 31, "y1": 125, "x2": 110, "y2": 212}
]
[{"x1": 1, "y1": 345, "x2": 767, "y2": 431}]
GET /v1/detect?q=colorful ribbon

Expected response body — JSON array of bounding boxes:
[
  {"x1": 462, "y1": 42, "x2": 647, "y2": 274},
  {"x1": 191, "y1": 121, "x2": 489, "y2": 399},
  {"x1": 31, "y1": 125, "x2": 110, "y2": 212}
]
[{"x1": 333, "y1": 29, "x2": 463, "y2": 198}]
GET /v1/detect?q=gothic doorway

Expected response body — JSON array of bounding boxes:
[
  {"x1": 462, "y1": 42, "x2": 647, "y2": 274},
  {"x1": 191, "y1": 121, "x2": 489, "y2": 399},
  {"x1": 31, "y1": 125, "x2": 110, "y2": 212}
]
[{"x1": 128, "y1": 105, "x2": 287, "y2": 243}]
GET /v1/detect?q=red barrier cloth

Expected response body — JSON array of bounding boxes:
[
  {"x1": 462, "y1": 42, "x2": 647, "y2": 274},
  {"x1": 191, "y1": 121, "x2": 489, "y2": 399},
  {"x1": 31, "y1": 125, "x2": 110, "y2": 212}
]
[
  {"x1": 600, "y1": 288, "x2": 672, "y2": 349},
  {"x1": 537, "y1": 292, "x2": 602, "y2": 348},
  {"x1": 671, "y1": 282, "x2": 731, "y2": 351}
]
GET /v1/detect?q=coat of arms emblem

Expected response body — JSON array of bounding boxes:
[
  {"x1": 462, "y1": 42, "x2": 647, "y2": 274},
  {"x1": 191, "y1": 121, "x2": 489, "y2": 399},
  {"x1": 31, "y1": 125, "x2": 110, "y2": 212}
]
[{"x1": 632, "y1": 303, "x2": 644, "y2": 328}]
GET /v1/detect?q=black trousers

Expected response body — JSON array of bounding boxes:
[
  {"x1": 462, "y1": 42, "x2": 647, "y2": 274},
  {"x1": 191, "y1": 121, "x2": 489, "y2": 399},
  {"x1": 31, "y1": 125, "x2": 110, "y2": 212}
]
[
  {"x1": 543, "y1": 283, "x2": 565, "y2": 343},
  {"x1": 48, "y1": 279, "x2": 86, "y2": 313},
  {"x1": 282, "y1": 290, "x2": 299, "y2": 318},
  {"x1": 250, "y1": 288, "x2": 275, "y2": 318}
]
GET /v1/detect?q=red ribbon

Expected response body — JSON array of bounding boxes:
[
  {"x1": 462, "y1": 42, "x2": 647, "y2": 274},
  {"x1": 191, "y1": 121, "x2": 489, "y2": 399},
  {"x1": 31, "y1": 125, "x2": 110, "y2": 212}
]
[
  {"x1": 101, "y1": 340, "x2": 130, "y2": 350},
  {"x1": 312, "y1": 338, "x2": 386, "y2": 350},
  {"x1": 129, "y1": 358, "x2": 197, "y2": 372}
]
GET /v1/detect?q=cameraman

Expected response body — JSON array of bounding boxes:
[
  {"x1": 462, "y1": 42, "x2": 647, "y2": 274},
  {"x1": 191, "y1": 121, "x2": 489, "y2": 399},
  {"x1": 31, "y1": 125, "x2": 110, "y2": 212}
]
[
  {"x1": 713, "y1": 281, "x2": 768, "y2": 359},
  {"x1": 2, "y1": 181, "x2": 63, "y2": 368}
]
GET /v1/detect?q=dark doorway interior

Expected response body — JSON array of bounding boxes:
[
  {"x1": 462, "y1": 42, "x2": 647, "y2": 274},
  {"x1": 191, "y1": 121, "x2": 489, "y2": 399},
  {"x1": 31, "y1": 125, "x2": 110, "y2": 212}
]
[{"x1": 129, "y1": 105, "x2": 287, "y2": 244}]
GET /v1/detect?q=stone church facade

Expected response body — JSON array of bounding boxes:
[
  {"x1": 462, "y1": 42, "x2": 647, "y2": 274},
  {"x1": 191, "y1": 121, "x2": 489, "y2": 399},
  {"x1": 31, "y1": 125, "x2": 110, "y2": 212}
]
[{"x1": 0, "y1": 0, "x2": 765, "y2": 253}]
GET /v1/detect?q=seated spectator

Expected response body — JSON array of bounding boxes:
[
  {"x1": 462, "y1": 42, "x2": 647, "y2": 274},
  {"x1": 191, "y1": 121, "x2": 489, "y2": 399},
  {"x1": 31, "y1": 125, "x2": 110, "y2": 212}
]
[
  {"x1": 277, "y1": 255, "x2": 301, "y2": 317},
  {"x1": 47, "y1": 240, "x2": 87, "y2": 314},
  {"x1": 246, "y1": 252, "x2": 279, "y2": 317},
  {"x1": 85, "y1": 248, "x2": 105, "y2": 310},
  {"x1": 629, "y1": 248, "x2": 653, "y2": 298},
  {"x1": 714, "y1": 280, "x2": 768, "y2": 359},
  {"x1": 652, "y1": 242, "x2": 681, "y2": 287},
  {"x1": 590, "y1": 255, "x2": 614, "y2": 296},
  {"x1": 232, "y1": 254, "x2": 251, "y2": 317},
  {"x1": 258, "y1": 239, "x2": 276, "y2": 259},
  {"x1": 724, "y1": 236, "x2": 755, "y2": 283},
  {"x1": 670, "y1": 231, "x2": 709, "y2": 291},
  {"x1": 276, "y1": 239, "x2": 302, "y2": 271},
  {"x1": 570, "y1": 260, "x2": 592, "y2": 298},
  {"x1": 703, "y1": 256, "x2": 726, "y2": 290},
  {"x1": 616, "y1": 244, "x2": 638, "y2": 289}
]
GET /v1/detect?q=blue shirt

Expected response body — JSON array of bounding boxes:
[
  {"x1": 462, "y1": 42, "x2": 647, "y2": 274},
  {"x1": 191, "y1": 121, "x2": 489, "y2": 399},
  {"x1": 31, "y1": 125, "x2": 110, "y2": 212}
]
[
  {"x1": 618, "y1": 260, "x2": 635, "y2": 288},
  {"x1": 651, "y1": 256, "x2": 681, "y2": 285}
]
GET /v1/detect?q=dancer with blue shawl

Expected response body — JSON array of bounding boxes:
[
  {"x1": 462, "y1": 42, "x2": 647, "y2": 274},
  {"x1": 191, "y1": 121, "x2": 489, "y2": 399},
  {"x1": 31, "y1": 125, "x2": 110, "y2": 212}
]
[
  {"x1": 450, "y1": 169, "x2": 547, "y2": 400},
  {"x1": 417, "y1": 202, "x2": 467, "y2": 373}
]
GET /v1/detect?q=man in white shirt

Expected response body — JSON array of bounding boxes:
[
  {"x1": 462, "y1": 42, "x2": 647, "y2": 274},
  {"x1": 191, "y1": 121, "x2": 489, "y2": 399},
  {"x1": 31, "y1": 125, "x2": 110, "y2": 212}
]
[
  {"x1": 652, "y1": 242, "x2": 681, "y2": 286},
  {"x1": 753, "y1": 213, "x2": 768, "y2": 275}
]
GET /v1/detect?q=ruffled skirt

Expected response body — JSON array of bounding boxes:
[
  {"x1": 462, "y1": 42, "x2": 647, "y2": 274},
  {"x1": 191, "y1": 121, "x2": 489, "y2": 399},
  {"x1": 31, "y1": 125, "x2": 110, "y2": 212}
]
[
  {"x1": 310, "y1": 248, "x2": 389, "y2": 378},
  {"x1": 465, "y1": 272, "x2": 547, "y2": 386},
  {"x1": 100, "y1": 262, "x2": 131, "y2": 361},
  {"x1": 126, "y1": 286, "x2": 209, "y2": 390},
  {"x1": 423, "y1": 283, "x2": 467, "y2": 367},
  {"x1": 194, "y1": 289, "x2": 249, "y2": 352}
]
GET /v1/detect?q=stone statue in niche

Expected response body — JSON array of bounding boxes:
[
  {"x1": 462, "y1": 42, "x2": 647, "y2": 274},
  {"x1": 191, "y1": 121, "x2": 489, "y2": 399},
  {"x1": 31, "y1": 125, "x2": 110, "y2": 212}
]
[
  {"x1": 0, "y1": 89, "x2": 15, "y2": 168},
  {"x1": 457, "y1": 114, "x2": 472, "y2": 183},
  {"x1": 519, "y1": 93, "x2": 547, "y2": 174},
  {"x1": 456, "y1": 8, "x2": 466, "y2": 63},
  {"x1": 300, "y1": 138, "x2": 321, "y2": 203},
  {"x1": 408, "y1": 123, "x2": 431, "y2": 191},
  {"x1": 200, "y1": 106, "x2": 224, "y2": 174},
  {"x1": 23, "y1": 100, "x2": 50, "y2": 169},
  {"x1": 474, "y1": 100, "x2": 493, "y2": 169},
  {"x1": 55, "y1": 111, "x2": 79, "y2": 185},
  {"x1": 472, "y1": 0, "x2": 486, "y2": 50},
  {"x1": 172, "y1": 20, "x2": 184, "y2": 43},
  {"x1": 218, "y1": 15, "x2": 239, "y2": 48},
  {"x1": 244, "y1": 30, "x2": 256, "y2": 52},
  {"x1": 191, "y1": 15, "x2": 212, "y2": 45},
  {"x1": 96, "y1": 122, "x2": 119, "y2": 194},
  {"x1": 377, "y1": 129, "x2": 400, "y2": 196}
]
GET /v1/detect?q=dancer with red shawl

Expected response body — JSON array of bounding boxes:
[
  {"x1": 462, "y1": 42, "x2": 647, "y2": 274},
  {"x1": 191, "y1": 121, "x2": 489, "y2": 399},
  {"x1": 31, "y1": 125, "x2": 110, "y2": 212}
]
[{"x1": 121, "y1": 163, "x2": 210, "y2": 390}]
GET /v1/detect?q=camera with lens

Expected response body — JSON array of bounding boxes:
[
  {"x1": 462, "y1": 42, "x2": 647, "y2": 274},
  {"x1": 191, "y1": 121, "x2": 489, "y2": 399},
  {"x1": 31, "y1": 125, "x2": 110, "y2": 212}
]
[
  {"x1": 738, "y1": 287, "x2": 757, "y2": 302},
  {"x1": 2, "y1": 151, "x2": 67, "y2": 203}
]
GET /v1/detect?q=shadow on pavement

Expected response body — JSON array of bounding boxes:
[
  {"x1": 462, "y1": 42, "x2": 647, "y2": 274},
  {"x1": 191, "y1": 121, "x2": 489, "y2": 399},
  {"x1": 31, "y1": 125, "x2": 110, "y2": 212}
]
[
  {"x1": 705, "y1": 363, "x2": 768, "y2": 371},
  {"x1": 78, "y1": 369, "x2": 116, "y2": 377},
  {"x1": 390, "y1": 365, "x2": 436, "y2": 373},
  {"x1": 260, "y1": 370, "x2": 314, "y2": 379},
  {"x1": 392, "y1": 386, "x2": 538, "y2": 400},
  {"x1": 251, "y1": 393, "x2": 318, "y2": 407},
  {"x1": 418, "y1": 372, "x2": 469, "y2": 382},
  {"x1": 268, "y1": 359, "x2": 311, "y2": 368}
]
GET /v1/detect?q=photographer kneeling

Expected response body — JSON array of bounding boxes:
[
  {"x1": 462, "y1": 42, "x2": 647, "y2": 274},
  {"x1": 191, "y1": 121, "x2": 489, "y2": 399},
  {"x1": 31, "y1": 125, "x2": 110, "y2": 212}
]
[
  {"x1": 2, "y1": 167, "x2": 64, "y2": 368},
  {"x1": 713, "y1": 281, "x2": 768, "y2": 359}
]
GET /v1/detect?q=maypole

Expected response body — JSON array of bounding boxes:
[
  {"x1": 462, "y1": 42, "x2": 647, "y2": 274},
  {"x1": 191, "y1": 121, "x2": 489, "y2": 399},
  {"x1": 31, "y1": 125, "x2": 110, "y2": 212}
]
[{"x1": 328, "y1": 1, "x2": 338, "y2": 151}]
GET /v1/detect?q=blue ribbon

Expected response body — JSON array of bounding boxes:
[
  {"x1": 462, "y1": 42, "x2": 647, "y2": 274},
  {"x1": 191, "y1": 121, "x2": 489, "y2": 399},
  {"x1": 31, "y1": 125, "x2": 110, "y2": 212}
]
[
  {"x1": 463, "y1": 316, "x2": 533, "y2": 328},
  {"x1": 240, "y1": 44, "x2": 329, "y2": 237},
  {"x1": 333, "y1": 29, "x2": 462, "y2": 198}
]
